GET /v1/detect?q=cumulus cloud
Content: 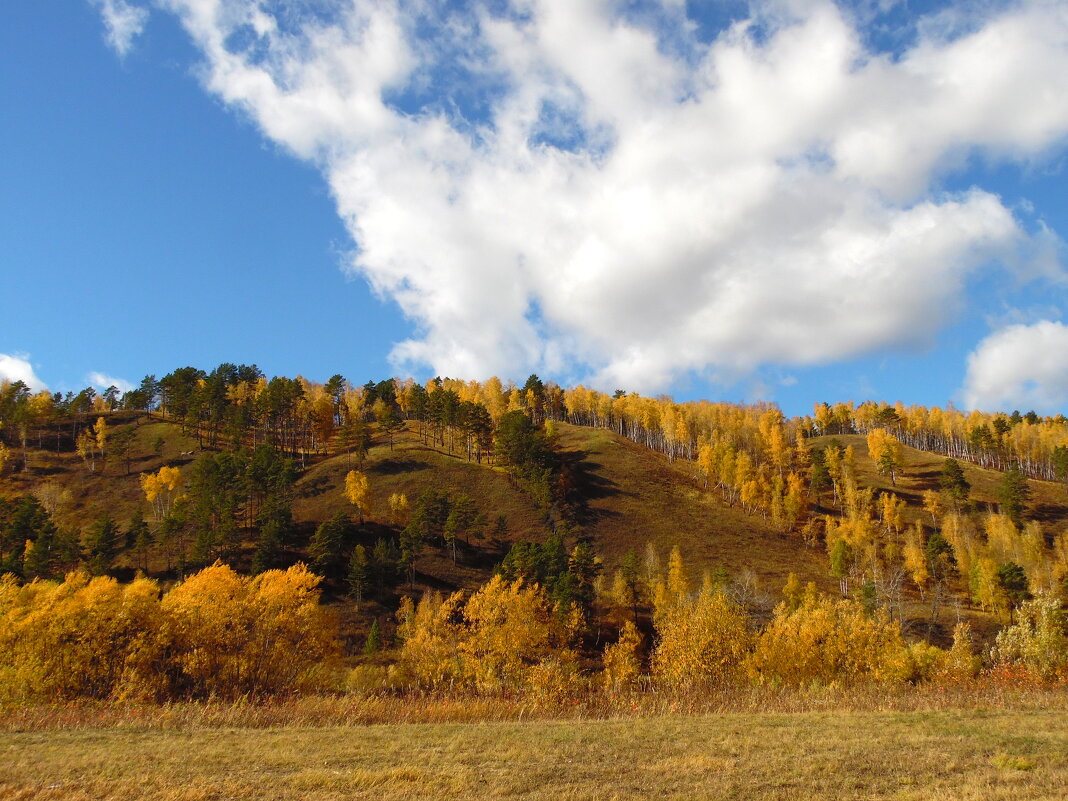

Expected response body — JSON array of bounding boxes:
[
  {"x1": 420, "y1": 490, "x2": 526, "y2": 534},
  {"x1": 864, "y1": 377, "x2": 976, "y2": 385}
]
[
  {"x1": 88, "y1": 372, "x2": 135, "y2": 394},
  {"x1": 89, "y1": 0, "x2": 149, "y2": 57},
  {"x1": 151, "y1": 0, "x2": 1068, "y2": 390},
  {"x1": 0, "y1": 353, "x2": 47, "y2": 391},
  {"x1": 960, "y1": 320, "x2": 1068, "y2": 413}
]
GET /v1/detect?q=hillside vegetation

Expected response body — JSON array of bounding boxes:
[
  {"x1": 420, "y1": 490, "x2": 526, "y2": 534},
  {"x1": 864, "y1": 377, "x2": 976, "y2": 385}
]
[{"x1": 2, "y1": 368, "x2": 1068, "y2": 703}]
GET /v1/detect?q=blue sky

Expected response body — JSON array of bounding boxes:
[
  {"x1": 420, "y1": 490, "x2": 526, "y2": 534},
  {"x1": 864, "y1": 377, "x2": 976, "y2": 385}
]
[
  {"x1": 1, "y1": 1, "x2": 408, "y2": 392},
  {"x1": 2, "y1": 0, "x2": 1068, "y2": 418}
]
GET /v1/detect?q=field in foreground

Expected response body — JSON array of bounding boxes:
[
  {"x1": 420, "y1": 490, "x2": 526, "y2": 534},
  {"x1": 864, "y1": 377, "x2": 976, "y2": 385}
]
[{"x1": 4, "y1": 707, "x2": 1068, "y2": 800}]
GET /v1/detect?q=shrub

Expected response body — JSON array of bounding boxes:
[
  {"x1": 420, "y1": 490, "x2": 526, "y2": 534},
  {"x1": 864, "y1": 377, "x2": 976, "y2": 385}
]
[
  {"x1": 396, "y1": 576, "x2": 573, "y2": 693},
  {"x1": 651, "y1": 588, "x2": 751, "y2": 688},
  {"x1": 0, "y1": 571, "x2": 163, "y2": 701},
  {"x1": 158, "y1": 562, "x2": 340, "y2": 698},
  {"x1": 0, "y1": 563, "x2": 340, "y2": 702},
  {"x1": 748, "y1": 591, "x2": 909, "y2": 686},
  {"x1": 602, "y1": 620, "x2": 642, "y2": 693},
  {"x1": 991, "y1": 592, "x2": 1068, "y2": 680}
]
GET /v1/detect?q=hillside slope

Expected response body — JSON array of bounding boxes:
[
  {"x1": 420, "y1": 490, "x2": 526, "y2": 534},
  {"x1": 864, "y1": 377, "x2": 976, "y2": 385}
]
[
  {"x1": 3, "y1": 412, "x2": 1066, "y2": 641},
  {"x1": 811, "y1": 433, "x2": 1068, "y2": 525},
  {"x1": 0, "y1": 414, "x2": 835, "y2": 598}
]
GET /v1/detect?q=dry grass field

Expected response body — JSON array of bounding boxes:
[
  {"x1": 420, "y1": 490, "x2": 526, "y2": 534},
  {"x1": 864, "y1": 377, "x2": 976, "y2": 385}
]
[{"x1": 4, "y1": 704, "x2": 1068, "y2": 800}]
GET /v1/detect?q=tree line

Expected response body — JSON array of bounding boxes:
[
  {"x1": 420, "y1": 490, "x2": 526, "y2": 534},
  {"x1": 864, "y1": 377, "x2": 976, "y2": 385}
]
[{"x1": 6, "y1": 547, "x2": 1067, "y2": 704}]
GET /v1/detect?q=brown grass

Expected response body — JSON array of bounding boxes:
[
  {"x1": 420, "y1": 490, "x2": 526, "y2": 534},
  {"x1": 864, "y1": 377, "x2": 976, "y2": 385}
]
[
  {"x1": 554, "y1": 423, "x2": 830, "y2": 588},
  {"x1": 3, "y1": 683, "x2": 1067, "y2": 731},
  {"x1": 3, "y1": 691, "x2": 1068, "y2": 800},
  {"x1": 815, "y1": 433, "x2": 1068, "y2": 526}
]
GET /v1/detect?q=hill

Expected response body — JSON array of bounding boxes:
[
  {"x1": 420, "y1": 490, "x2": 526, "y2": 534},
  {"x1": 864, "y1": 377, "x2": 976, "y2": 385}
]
[
  {"x1": 3, "y1": 374, "x2": 1068, "y2": 655},
  {"x1": 0, "y1": 413, "x2": 831, "y2": 594},
  {"x1": 817, "y1": 433, "x2": 1068, "y2": 525}
]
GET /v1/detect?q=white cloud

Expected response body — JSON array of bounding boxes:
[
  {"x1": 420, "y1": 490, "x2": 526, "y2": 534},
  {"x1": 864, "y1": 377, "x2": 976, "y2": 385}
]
[
  {"x1": 153, "y1": 0, "x2": 1068, "y2": 391},
  {"x1": 0, "y1": 353, "x2": 47, "y2": 391},
  {"x1": 960, "y1": 320, "x2": 1068, "y2": 413},
  {"x1": 88, "y1": 372, "x2": 135, "y2": 394},
  {"x1": 89, "y1": 0, "x2": 149, "y2": 57}
]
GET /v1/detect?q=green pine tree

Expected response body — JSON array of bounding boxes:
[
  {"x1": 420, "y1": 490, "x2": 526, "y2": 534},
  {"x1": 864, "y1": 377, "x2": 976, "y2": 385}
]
[
  {"x1": 364, "y1": 618, "x2": 381, "y2": 655},
  {"x1": 998, "y1": 464, "x2": 1031, "y2": 526},
  {"x1": 87, "y1": 515, "x2": 120, "y2": 576}
]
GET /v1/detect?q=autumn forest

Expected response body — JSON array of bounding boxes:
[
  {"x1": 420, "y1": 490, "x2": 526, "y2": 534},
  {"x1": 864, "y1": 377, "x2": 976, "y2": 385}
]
[{"x1": 2, "y1": 365, "x2": 1068, "y2": 712}]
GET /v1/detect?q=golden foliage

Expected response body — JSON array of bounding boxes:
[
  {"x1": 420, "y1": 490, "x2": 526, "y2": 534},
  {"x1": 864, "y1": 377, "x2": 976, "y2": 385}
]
[
  {"x1": 970, "y1": 555, "x2": 1001, "y2": 612},
  {"x1": 140, "y1": 465, "x2": 183, "y2": 521},
  {"x1": 902, "y1": 523, "x2": 929, "y2": 590},
  {"x1": 991, "y1": 593, "x2": 1068, "y2": 680},
  {"x1": 397, "y1": 576, "x2": 570, "y2": 693},
  {"x1": 922, "y1": 490, "x2": 943, "y2": 525},
  {"x1": 388, "y1": 492, "x2": 409, "y2": 526},
  {"x1": 782, "y1": 573, "x2": 804, "y2": 612},
  {"x1": 0, "y1": 571, "x2": 162, "y2": 701},
  {"x1": 932, "y1": 623, "x2": 981, "y2": 684},
  {"x1": 602, "y1": 620, "x2": 642, "y2": 692},
  {"x1": 395, "y1": 592, "x2": 464, "y2": 689},
  {"x1": 879, "y1": 492, "x2": 905, "y2": 534},
  {"x1": 158, "y1": 562, "x2": 339, "y2": 698},
  {"x1": 344, "y1": 469, "x2": 372, "y2": 521},
  {"x1": 748, "y1": 591, "x2": 910, "y2": 686},
  {"x1": 525, "y1": 655, "x2": 581, "y2": 707},
  {"x1": 75, "y1": 429, "x2": 95, "y2": 470},
  {"x1": 0, "y1": 564, "x2": 339, "y2": 702},
  {"x1": 866, "y1": 428, "x2": 903, "y2": 484},
  {"x1": 461, "y1": 575, "x2": 557, "y2": 691},
  {"x1": 651, "y1": 587, "x2": 751, "y2": 688},
  {"x1": 94, "y1": 416, "x2": 108, "y2": 454},
  {"x1": 665, "y1": 545, "x2": 689, "y2": 603},
  {"x1": 941, "y1": 513, "x2": 978, "y2": 583}
]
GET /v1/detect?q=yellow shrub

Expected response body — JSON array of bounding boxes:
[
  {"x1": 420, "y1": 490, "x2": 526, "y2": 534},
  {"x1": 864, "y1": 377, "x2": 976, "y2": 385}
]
[
  {"x1": 525, "y1": 655, "x2": 581, "y2": 707},
  {"x1": 903, "y1": 642, "x2": 944, "y2": 683},
  {"x1": 460, "y1": 576, "x2": 557, "y2": 692},
  {"x1": 652, "y1": 588, "x2": 750, "y2": 688},
  {"x1": 0, "y1": 572, "x2": 163, "y2": 701},
  {"x1": 991, "y1": 593, "x2": 1068, "y2": 680},
  {"x1": 602, "y1": 620, "x2": 642, "y2": 692},
  {"x1": 749, "y1": 592, "x2": 909, "y2": 686},
  {"x1": 930, "y1": 623, "x2": 981, "y2": 684},
  {"x1": 396, "y1": 576, "x2": 571, "y2": 693},
  {"x1": 395, "y1": 591, "x2": 466, "y2": 689},
  {"x1": 346, "y1": 664, "x2": 403, "y2": 695},
  {"x1": 1, "y1": 563, "x2": 339, "y2": 701},
  {"x1": 159, "y1": 562, "x2": 340, "y2": 698}
]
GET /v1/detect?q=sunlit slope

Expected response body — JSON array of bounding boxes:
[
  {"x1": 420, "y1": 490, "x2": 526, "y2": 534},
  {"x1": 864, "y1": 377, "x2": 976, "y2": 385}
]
[
  {"x1": 4, "y1": 415, "x2": 1065, "y2": 601},
  {"x1": 810, "y1": 433, "x2": 1068, "y2": 526},
  {"x1": 0, "y1": 412, "x2": 198, "y2": 534},
  {"x1": 551, "y1": 422, "x2": 829, "y2": 588}
]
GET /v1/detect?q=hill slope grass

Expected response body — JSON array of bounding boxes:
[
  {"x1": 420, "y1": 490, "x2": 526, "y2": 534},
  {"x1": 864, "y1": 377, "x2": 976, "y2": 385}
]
[
  {"x1": 553, "y1": 422, "x2": 829, "y2": 587},
  {"x1": 810, "y1": 433, "x2": 1068, "y2": 526},
  {"x1": 4, "y1": 706, "x2": 1067, "y2": 800},
  {"x1": 4, "y1": 415, "x2": 1066, "y2": 632},
  {"x1": 2, "y1": 415, "x2": 837, "y2": 595}
]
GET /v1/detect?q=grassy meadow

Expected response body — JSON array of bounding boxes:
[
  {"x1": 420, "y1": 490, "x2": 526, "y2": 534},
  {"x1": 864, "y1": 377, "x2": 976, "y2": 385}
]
[{"x1": 4, "y1": 701, "x2": 1068, "y2": 800}]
